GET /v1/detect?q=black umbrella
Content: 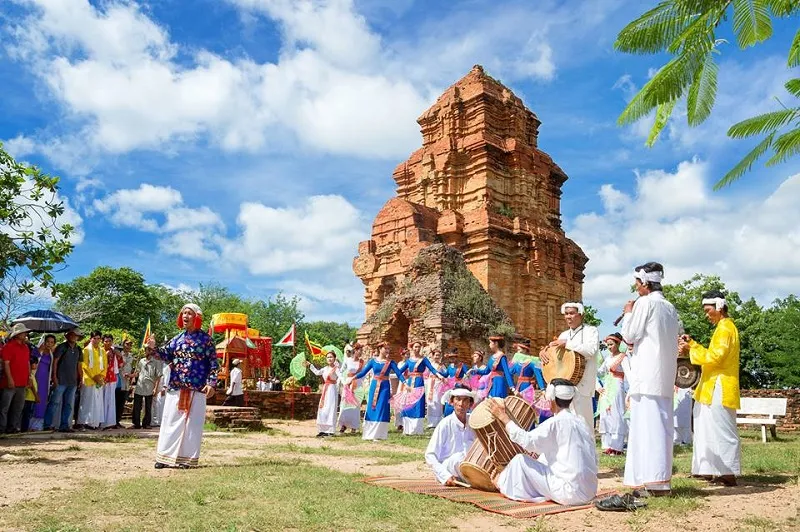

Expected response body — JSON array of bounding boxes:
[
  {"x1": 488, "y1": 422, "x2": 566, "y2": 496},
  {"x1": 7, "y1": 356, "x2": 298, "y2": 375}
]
[{"x1": 12, "y1": 309, "x2": 79, "y2": 333}]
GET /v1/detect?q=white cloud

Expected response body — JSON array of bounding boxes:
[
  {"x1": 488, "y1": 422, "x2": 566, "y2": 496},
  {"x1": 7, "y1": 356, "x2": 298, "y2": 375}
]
[
  {"x1": 3, "y1": 0, "x2": 627, "y2": 169},
  {"x1": 570, "y1": 159, "x2": 800, "y2": 317},
  {"x1": 92, "y1": 184, "x2": 224, "y2": 259},
  {"x1": 222, "y1": 194, "x2": 368, "y2": 275},
  {"x1": 93, "y1": 184, "x2": 183, "y2": 232}
]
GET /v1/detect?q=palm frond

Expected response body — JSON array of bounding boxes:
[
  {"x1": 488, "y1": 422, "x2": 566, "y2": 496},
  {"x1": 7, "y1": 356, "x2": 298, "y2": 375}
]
[
  {"x1": 646, "y1": 99, "x2": 678, "y2": 147},
  {"x1": 765, "y1": 126, "x2": 800, "y2": 166},
  {"x1": 786, "y1": 78, "x2": 800, "y2": 98},
  {"x1": 687, "y1": 51, "x2": 719, "y2": 125},
  {"x1": 615, "y1": 1, "x2": 696, "y2": 54},
  {"x1": 789, "y1": 28, "x2": 800, "y2": 67},
  {"x1": 764, "y1": 0, "x2": 800, "y2": 17},
  {"x1": 732, "y1": 0, "x2": 773, "y2": 49},
  {"x1": 727, "y1": 108, "x2": 799, "y2": 138},
  {"x1": 618, "y1": 48, "x2": 707, "y2": 125},
  {"x1": 715, "y1": 132, "x2": 775, "y2": 189}
]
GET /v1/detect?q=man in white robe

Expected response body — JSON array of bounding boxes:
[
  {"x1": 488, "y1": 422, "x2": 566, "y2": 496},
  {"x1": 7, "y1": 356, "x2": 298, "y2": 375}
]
[
  {"x1": 424, "y1": 385, "x2": 477, "y2": 485},
  {"x1": 490, "y1": 379, "x2": 598, "y2": 505},
  {"x1": 620, "y1": 262, "x2": 680, "y2": 495},
  {"x1": 540, "y1": 302, "x2": 599, "y2": 431}
]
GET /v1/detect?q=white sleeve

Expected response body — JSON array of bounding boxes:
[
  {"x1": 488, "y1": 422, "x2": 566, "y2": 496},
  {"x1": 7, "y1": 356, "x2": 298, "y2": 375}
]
[
  {"x1": 505, "y1": 420, "x2": 551, "y2": 454},
  {"x1": 424, "y1": 424, "x2": 452, "y2": 484},
  {"x1": 597, "y1": 355, "x2": 611, "y2": 377},
  {"x1": 621, "y1": 297, "x2": 651, "y2": 346},
  {"x1": 567, "y1": 326, "x2": 599, "y2": 359},
  {"x1": 308, "y1": 364, "x2": 323, "y2": 376}
]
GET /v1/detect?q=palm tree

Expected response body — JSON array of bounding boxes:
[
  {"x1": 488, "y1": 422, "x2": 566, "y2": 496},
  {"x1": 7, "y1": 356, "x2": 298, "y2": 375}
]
[{"x1": 615, "y1": 0, "x2": 799, "y2": 189}]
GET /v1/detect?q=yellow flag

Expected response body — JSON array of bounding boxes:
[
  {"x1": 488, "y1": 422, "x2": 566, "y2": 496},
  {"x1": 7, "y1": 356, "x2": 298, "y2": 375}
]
[{"x1": 141, "y1": 319, "x2": 151, "y2": 348}]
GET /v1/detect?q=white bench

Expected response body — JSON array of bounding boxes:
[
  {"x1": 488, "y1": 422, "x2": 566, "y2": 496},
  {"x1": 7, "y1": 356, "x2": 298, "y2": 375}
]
[{"x1": 736, "y1": 397, "x2": 787, "y2": 443}]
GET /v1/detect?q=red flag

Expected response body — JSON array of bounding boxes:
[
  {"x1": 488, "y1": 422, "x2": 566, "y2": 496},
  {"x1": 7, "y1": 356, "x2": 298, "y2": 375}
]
[{"x1": 276, "y1": 323, "x2": 295, "y2": 347}]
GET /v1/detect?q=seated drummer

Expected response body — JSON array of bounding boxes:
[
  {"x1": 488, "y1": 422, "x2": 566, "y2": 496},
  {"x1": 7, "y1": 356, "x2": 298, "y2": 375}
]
[
  {"x1": 424, "y1": 384, "x2": 477, "y2": 486},
  {"x1": 487, "y1": 379, "x2": 598, "y2": 505}
]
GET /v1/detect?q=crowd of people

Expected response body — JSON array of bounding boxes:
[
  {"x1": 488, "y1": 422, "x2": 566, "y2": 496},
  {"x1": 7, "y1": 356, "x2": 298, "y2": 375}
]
[
  {"x1": 0, "y1": 327, "x2": 173, "y2": 435},
  {"x1": 299, "y1": 261, "x2": 741, "y2": 508},
  {"x1": 1, "y1": 260, "x2": 743, "y2": 507}
]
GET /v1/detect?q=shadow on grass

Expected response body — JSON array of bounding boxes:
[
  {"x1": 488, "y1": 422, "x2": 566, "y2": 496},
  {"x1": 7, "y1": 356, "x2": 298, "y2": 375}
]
[{"x1": 739, "y1": 473, "x2": 799, "y2": 486}]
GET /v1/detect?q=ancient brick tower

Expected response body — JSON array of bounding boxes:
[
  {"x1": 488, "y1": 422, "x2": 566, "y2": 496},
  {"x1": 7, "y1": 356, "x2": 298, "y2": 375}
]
[{"x1": 353, "y1": 65, "x2": 587, "y2": 350}]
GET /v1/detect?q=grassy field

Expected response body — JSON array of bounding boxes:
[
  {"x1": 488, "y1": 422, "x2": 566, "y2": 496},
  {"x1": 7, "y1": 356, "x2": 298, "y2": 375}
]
[
  {"x1": 4, "y1": 457, "x2": 477, "y2": 532},
  {"x1": 1, "y1": 429, "x2": 797, "y2": 531}
]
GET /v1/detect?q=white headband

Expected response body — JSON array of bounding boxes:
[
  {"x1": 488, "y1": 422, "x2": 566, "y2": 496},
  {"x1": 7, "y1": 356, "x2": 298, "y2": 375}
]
[
  {"x1": 702, "y1": 298, "x2": 726, "y2": 310},
  {"x1": 441, "y1": 387, "x2": 477, "y2": 405},
  {"x1": 545, "y1": 383, "x2": 576, "y2": 401},
  {"x1": 181, "y1": 303, "x2": 202, "y2": 316},
  {"x1": 560, "y1": 302, "x2": 585, "y2": 315},
  {"x1": 634, "y1": 269, "x2": 663, "y2": 284}
]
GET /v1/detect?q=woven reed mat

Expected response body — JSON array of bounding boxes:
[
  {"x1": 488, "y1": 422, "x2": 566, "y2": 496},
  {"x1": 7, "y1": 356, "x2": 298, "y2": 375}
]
[{"x1": 361, "y1": 477, "x2": 616, "y2": 519}]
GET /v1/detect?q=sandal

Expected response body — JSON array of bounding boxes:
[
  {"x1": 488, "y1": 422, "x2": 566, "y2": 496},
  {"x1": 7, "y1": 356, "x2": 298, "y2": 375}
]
[{"x1": 595, "y1": 494, "x2": 647, "y2": 512}]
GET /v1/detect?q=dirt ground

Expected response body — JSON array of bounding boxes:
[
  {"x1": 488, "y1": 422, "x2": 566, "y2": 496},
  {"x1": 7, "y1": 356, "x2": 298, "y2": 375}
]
[{"x1": 1, "y1": 420, "x2": 798, "y2": 531}]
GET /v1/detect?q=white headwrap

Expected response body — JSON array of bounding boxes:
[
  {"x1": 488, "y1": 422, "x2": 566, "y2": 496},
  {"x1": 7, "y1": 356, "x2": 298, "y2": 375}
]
[
  {"x1": 633, "y1": 268, "x2": 664, "y2": 284},
  {"x1": 181, "y1": 303, "x2": 203, "y2": 316},
  {"x1": 441, "y1": 387, "x2": 477, "y2": 405},
  {"x1": 702, "y1": 298, "x2": 726, "y2": 310},
  {"x1": 544, "y1": 382, "x2": 576, "y2": 401},
  {"x1": 560, "y1": 302, "x2": 585, "y2": 315}
]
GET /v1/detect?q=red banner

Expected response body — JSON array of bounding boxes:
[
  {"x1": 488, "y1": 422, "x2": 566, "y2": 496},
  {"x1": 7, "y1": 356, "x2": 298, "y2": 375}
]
[{"x1": 249, "y1": 337, "x2": 272, "y2": 369}]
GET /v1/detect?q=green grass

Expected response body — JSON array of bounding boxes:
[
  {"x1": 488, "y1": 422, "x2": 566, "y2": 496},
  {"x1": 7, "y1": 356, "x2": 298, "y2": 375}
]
[
  {"x1": 1, "y1": 457, "x2": 477, "y2": 531},
  {"x1": 331, "y1": 430, "x2": 431, "y2": 451},
  {"x1": 599, "y1": 430, "x2": 800, "y2": 485},
  {"x1": 264, "y1": 442, "x2": 420, "y2": 465}
]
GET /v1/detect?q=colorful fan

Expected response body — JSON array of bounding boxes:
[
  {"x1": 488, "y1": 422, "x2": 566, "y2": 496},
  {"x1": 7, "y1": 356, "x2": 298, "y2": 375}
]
[{"x1": 290, "y1": 352, "x2": 307, "y2": 381}]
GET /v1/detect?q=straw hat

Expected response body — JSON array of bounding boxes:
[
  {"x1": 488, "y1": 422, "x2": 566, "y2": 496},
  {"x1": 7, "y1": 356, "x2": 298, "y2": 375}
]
[{"x1": 7, "y1": 323, "x2": 31, "y2": 339}]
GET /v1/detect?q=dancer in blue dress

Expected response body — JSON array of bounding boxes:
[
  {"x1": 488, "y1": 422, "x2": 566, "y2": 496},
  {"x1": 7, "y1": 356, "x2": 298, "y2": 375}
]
[
  {"x1": 350, "y1": 342, "x2": 404, "y2": 441},
  {"x1": 396, "y1": 341, "x2": 439, "y2": 435},
  {"x1": 510, "y1": 339, "x2": 545, "y2": 403},
  {"x1": 469, "y1": 335, "x2": 515, "y2": 399}
]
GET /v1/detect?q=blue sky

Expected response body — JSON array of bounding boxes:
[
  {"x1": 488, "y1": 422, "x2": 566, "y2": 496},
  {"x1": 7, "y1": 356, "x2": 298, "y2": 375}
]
[{"x1": 2, "y1": 0, "x2": 800, "y2": 330}]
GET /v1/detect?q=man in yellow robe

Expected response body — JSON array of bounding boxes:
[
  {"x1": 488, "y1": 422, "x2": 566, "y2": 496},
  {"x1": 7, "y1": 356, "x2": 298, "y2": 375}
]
[
  {"x1": 77, "y1": 330, "x2": 105, "y2": 429},
  {"x1": 679, "y1": 290, "x2": 741, "y2": 486}
]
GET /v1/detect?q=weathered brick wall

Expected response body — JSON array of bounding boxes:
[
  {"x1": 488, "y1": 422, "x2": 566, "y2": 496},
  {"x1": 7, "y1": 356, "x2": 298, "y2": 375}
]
[
  {"x1": 740, "y1": 389, "x2": 800, "y2": 431},
  {"x1": 205, "y1": 406, "x2": 263, "y2": 429},
  {"x1": 208, "y1": 391, "x2": 321, "y2": 420}
]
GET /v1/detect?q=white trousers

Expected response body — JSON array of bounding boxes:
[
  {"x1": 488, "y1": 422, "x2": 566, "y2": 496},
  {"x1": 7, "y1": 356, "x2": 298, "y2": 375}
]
[
  {"x1": 403, "y1": 417, "x2": 425, "y2": 435},
  {"x1": 362, "y1": 421, "x2": 388, "y2": 441},
  {"x1": 624, "y1": 394, "x2": 673, "y2": 491},
  {"x1": 426, "y1": 401, "x2": 443, "y2": 429},
  {"x1": 692, "y1": 380, "x2": 741, "y2": 476},
  {"x1": 155, "y1": 390, "x2": 206, "y2": 467},
  {"x1": 316, "y1": 387, "x2": 338, "y2": 434},
  {"x1": 337, "y1": 406, "x2": 360, "y2": 430},
  {"x1": 77, "y1": 386, "x2": 103, "y2": 428},
  {"x1": 102, "y1": 383, "x2": 116, "y2": 427},
  {"x1": 497, "y1": 454, "x2": 594, "y2": 506},
  {"x1": 571, "y1": 394, "x2": 595, "y2": 433}
]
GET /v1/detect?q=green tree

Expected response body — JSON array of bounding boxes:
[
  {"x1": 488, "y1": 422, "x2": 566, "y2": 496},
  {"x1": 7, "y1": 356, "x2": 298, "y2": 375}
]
[
  {"x1": 615, "y1": 0, "x2": 800, "y2": 188},
  {"x1": 747, "y1": 295, "x2": 800, "y2": 387},
  {"x1": 663, "y1": 274, "x2": 774, "y2": 388},
  {"x1": 582, "y1": 305, "x2": 603, "y2": 328},
  {"x1": 1, "y1": 143, "x2": 75, "y2": 315},
  {"x1": 55, "y1": 267, "x2": 159, "y2": 337}
]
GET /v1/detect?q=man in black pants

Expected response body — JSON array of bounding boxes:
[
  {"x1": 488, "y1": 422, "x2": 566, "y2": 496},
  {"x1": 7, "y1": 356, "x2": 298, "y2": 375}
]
[{"x1": 131, "y1": 347, "x2": 162, "y2": 429}]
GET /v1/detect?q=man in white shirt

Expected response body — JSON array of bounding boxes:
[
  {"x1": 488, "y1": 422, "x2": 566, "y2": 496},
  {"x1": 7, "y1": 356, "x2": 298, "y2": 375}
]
[
  {"x1": 223, "y1": 359, "x2": 244, "y2": 407},
  {"x1": 489, "y1": 379, "x2": 598, "y2": 505},
  {"x1": 620, "y1": 261, "x2": 680, "y2": 496},
  {"x1": 540, "y1": 302, "x2": 599, "y2": 431},
  {"x1": 424, "y1": 385, "x2": 477, "y2": 485}
]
